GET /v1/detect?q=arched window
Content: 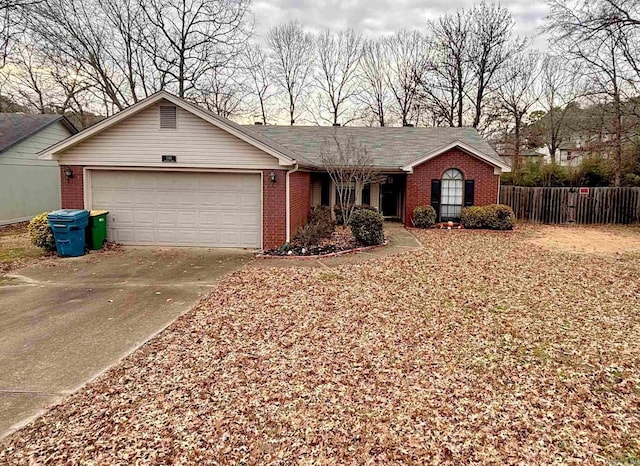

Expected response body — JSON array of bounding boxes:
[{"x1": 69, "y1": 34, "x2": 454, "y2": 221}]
[{"x1": 441, "y1": 168, "x2": 463, "y2": 221}]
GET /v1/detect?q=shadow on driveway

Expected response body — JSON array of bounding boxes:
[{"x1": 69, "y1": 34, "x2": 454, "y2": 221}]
[{"x1": 0, "y1": 246, "x2": 252, "y2": 438}]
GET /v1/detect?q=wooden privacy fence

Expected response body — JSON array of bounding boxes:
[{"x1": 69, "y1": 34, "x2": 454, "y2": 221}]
[{"x1": 499, "y1": 186, "x2": 640, "y2": 224}]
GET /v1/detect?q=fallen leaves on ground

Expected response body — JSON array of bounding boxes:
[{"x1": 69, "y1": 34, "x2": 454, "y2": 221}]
[{"x1": 1, "y1": 227, "x2": 639, "y2": 465}]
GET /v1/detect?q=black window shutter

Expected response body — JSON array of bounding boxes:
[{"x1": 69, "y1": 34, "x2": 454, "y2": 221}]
[
  {"x1": 431, "y1": 180, "x2": 441, "y2": 218},
  {"x1": 464, "y1": 180, "x2": 475, "y2": 206}
]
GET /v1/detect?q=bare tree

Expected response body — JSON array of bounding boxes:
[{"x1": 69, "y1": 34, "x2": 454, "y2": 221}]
[
  {"x1": 319, "y1": 132, "x2": 379, "y2": 225},
  {"x1": 27, "y1": 0, "x2": 151, "y2": 111},
  {"x1": 267, "y1": 22, "x2": 315, "y2": 125},
  {"x1": 138, "y1": 0, "x2": 252, "y2": 99},
  {"x1": 469, "y1": 2, "x2": 526, "y2": 130},
  {"x1": 7, "y1": 43, "x2": 52, "y2": 112},
  {"x1": 194, "y1": 65, "x2": 248, "y2": 119},
  {"x1": 0, "y1": 0, "x2": 35, "y2": 67},
  {"x1": 357, "y1": 39, "x2": 390, "y2": 126},
  {"x1": 547, "y1": 0, "x2": 633, "y2": 185},
  {"x1": 493, "y1": 52, "x2": 541, "y2": 173},
  {"x1": 426, "y1": 9, "x2": 471, "y2": 127},
  {"x1": 383, "y1": 30, "x2": 431, "y2": 126},
  {"x1": 242, "y1": 44, "x2": 272, "y2": 124},
  {"x1": 538, "y1": 54, "x2": 582, "y2": 163},
  {"x1": 314, "y1": 28, "x2": 362, "y2": 125}
]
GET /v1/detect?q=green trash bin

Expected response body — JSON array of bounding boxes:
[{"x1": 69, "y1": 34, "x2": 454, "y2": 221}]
[{"x1": 87, "y1": 210, "x2": 109, "y2": 250}]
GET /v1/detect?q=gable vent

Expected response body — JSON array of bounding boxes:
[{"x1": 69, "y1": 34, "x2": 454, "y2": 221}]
[{"x1": 159, "y1": 105, "x2": 177, "y2": 129}]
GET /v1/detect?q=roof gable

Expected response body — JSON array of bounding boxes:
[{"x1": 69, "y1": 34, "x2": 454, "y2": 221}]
[
  {"x1": 402, "y1": 140, "x2": 511, "y2": 172},
  {"x1": 0, "y1": 113, "x2": 76, "y2": 155},
  {"x1": 39, "y1": 91, "x2": 297, "y2": 166}
]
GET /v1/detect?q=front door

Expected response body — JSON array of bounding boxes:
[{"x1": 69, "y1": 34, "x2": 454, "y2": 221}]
[
  {"x1": 380, "y1": 176, "x2": 403, "y2": 218},
  {"x1": 381, "y1": 185, "x2": 398, "y2": 217}
]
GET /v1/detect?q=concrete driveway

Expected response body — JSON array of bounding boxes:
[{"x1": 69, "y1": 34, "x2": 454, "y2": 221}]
[{"x1": 0, "y1": 246, "x2": 252, "y2": 438}]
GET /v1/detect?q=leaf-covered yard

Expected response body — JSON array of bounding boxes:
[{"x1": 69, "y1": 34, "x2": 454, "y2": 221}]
[{"x1": 1, "y1": 227, "x2": 639, "y2": 464}]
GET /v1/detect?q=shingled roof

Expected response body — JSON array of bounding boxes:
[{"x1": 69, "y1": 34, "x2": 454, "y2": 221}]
[
  {"x1": 244, "y1": 125, "x2": 504, "y2": 170},
  {"x1": 0, "y1": 113, "x2": 77, "y2": 154}
]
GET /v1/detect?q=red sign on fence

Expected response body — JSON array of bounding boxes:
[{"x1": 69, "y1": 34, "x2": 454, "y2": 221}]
[{"x1": 580, "y1": 187, "x2": 589, "y2": 196}]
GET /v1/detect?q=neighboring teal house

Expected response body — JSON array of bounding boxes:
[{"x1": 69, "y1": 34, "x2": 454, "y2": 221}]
[{"x1": 0, "y1": 114, "x2": 77, "y2": 225}]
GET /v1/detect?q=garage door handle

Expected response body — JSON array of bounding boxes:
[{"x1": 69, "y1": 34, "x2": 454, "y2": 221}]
[{"x1": 53, "y1": 224, "x2": 67, "y2": 228}]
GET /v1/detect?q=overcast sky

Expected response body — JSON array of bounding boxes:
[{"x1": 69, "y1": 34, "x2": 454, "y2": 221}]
[{"x1": 251, "y1": 0, "x2": 550, "y2": 48}]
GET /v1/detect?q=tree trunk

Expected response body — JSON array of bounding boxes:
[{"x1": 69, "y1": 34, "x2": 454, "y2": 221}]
[{"x1": 613, "y1": 89, "x2": 623, "y2": 187}]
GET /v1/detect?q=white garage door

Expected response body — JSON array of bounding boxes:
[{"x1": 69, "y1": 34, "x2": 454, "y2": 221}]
[{"x1": 90, "y1": 170, "x2": 261, "y2": 248}]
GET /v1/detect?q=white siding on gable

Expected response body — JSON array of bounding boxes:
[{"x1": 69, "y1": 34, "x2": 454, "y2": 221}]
[
  {"x1": 0, "y1": 120, "x2": 73, "y2": 224},
  {"x1": 58, "y1": 100, "x2": 282, "y2": 169}
]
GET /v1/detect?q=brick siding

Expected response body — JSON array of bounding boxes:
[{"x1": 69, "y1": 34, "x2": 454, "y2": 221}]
[
  {"x1": 404, "y1": 149, "x2": 500, "y2": 226},
  {"x1": 288, "y1": 171, "x2": 311, "y2": 240},
  {"x1": 262, "y1": 169, "x2": 287, "y2": 249},
  {"x1": 60, "y1": 166, "x2": 84, "y2": 209}
]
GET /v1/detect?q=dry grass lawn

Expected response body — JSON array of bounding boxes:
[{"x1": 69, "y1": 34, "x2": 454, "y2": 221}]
[
  {"x1": 529, "y1": 224, "x2": 640, "y2": 255},
  {"x1": 1, "y1": 226, "x2": 639, "y2": 464},
  {"x1": 0, "y1": 224, "x2": 46, "y2": 272}
]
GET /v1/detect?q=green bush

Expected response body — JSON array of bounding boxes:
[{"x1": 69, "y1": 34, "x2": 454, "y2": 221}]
[
  {"x1": 484, "y1": 204, "x2": 516, "y2": 230},
  {"x1": 28, "y1": 212, "x2": 56, "y2": 251},
  {"x1": 576, "y1": 157, "x2": 610, "y2": 187},
  {"x1": 461, "y1": 204, "x2": 515, "y2": 230},
  {"x1": 309, "y1": 206, "x2": 334, "y2": 237},
  {"x1": 334, "y1": 204, "x2": 377, "y2": 225},
  {"x1": 413, "y1": 205, "x2": 437, "y2": 228},
  {"x1": 622, "y1": 173, "x2": 640, "y2": 187},
  {"x1": 460, "y1": 206, "x2": 485, "y2": 229},
  {"x1": 349, "y1": 208, "x2": 384, "y2": 245}
]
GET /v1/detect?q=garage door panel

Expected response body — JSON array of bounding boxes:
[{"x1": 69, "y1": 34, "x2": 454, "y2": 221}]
[
  {"x1": 241, "y1": 231, "x2": 260, "y2": 247},
  {"x1": 113, "y1": 228, "x2": 135, "y2": 243},
  {"x1": 133, "y1": 173, "x2": 157, "y2": 189},
  {"x1": 242, "y1": 193, "x2": 261, "y2": 209},
  {"x1": 135, "y1": 191, "x2": 156, "y2": 207},
  {"x1": 91, "y1": 171, "x2": 261, "y2": 248},
  {"x1": 198, "y1": 192, "x2": 219, "y2": 208},
  {"x1": 156, "y1": 210, "x2": 177, "y2": 226},
  {"x1": 134, "y1": 210, "x2": 156, "y2": 224},
  {"x1": 242, "y1": 212, "x2": 261, "y2": 226},
  {"x1": 177, "y1": 211, "x2": 198, "y2": 227},
  {"x1": 134, "y1": 228, "x2": 156, "y2": 244},
  {"x1": 110, "y1": 209, "x2": 134, "y2": 224},
  {"x1": 219, "y1": 212, "x2": 242, "y2": 226},
  {"x1": 177, "y1": 192, "x2": 199, "y2": 208}
]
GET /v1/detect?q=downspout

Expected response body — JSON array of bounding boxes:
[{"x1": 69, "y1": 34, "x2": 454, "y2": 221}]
[{"x1": 285, "y1": 163, "x2": 300, "y2": 243}]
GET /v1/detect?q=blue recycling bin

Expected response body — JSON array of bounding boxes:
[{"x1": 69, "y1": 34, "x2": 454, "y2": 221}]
[{"x1": 47, "y1": 209, "x2": 90, "y2": 257}]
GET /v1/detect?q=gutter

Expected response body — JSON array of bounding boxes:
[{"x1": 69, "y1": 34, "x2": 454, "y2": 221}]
[{"x1": 285, "y1": 163, "x2": 300, "y2": 243}]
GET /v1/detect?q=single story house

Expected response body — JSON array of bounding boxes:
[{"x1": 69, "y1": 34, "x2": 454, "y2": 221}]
[
  {"x1": 0, "y1": 113, "x2": 77, "y2": 225},
  {"x1": 40, "y1": 91, "x2": 510, "y2": 249}
]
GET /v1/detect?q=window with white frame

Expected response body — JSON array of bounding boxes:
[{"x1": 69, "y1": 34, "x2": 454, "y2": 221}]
[{"x1": 440, "y1": 168, "x2": 463, "y2": 221}]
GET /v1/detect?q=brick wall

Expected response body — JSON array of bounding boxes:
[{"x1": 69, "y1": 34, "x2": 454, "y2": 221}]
[
  {"x1": 262, "y1": 169, "x2": 287, "y2": 249},
  {"x1": 60, "y1": 166, "x2": 85, "y2": 209},
  {"x1": 288, "y1": 171, "x2": 311, "y2": 239},
  {"x1": 404, "y1": 149, "x2": 499, "y2": 226}
]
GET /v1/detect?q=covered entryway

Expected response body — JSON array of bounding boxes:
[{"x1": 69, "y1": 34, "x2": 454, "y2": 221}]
[{"x1": 89, "y1": 170, "x2": 261, "y2": 248}]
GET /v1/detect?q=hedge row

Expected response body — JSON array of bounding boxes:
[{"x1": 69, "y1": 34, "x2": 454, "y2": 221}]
[
  {"x1": 460, "y1": 204, "x2": 515, "y2": 230},
  {"x1": 412, "y1": 204, "x2": 515, "y2": 230}
]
